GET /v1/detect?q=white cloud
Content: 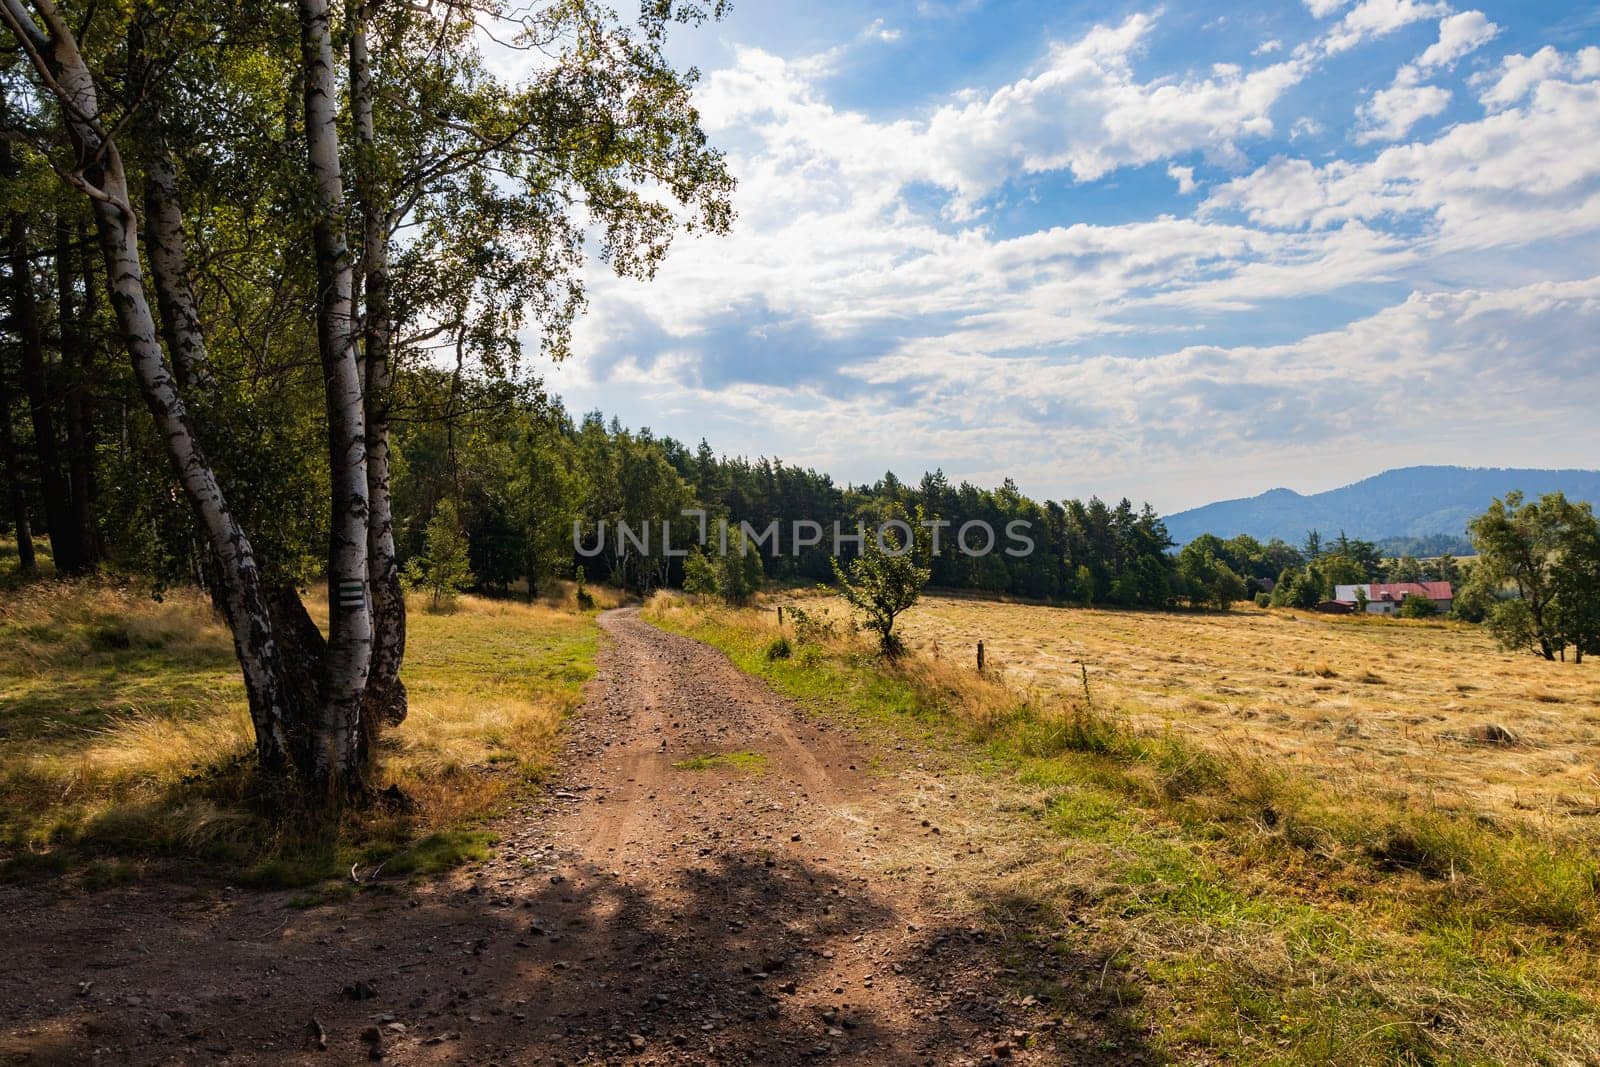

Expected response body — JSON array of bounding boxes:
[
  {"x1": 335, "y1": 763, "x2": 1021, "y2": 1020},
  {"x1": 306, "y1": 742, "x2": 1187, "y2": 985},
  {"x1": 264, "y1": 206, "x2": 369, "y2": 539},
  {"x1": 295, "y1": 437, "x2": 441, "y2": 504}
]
[
  {"x1": 1414, "y1": 11, "x2": 1499, "y2": 72},
  {"x1": 1290, "y1": 116, "x2": 1323, "y2": 139},
  {"x1": 700, "y1": 14, "x2": 1307, "y2": 216},
  {"x1": 1305, "y1": 0, "x2": 1352, "y2": 17},
  {"x1": 1322, "y1": 0, "x2": 1451, "y2": 56},
  {"x1": 863, "y1": 18, "x2": 902, "y2": 43},
  {"x1": 1168, "y1": 164, "x2": 1198, "y2": 194},
  {"x1": 1352, "y1": 11, "x2": 1495, "y2": 144},
  {"x1": 1356, "y1": 83, "x2": 1451, "y2": 142},
  {"x1": 1477, "y1": 45, "x2": 1600, "y2": 109},
  {"x1": 1208, "y1": 63, "x2": 1600, "y2": 250},
  {"x1": 1255, "y1": 38, "x2": 1283, "y2": 56}
]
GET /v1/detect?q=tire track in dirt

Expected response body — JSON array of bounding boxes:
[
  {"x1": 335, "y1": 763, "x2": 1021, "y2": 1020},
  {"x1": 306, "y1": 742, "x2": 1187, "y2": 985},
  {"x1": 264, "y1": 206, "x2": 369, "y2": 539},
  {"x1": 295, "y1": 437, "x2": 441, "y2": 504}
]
[{"x1": 0, "y1": 608, "x2": 1153, "y2": 1065}]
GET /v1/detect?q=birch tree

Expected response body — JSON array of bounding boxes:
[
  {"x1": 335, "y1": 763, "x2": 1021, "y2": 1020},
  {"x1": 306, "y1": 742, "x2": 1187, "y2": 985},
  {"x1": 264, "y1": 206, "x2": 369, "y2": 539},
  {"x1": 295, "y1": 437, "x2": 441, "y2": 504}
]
[{"x1": 0, "y1": 0, "x2": 732, "y2": 804}]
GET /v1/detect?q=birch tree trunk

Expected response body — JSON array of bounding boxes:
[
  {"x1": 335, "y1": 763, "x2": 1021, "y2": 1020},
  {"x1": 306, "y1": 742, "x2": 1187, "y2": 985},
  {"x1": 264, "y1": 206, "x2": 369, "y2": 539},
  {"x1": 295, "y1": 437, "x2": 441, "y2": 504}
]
[
  {"x1": 299, "y1": 0, "x2": 373, "y2": 793},
  {"x1": 0, "y1": 0, "x2": 305, "y2": 774},
  {"x1": 142, "y1": 143, "x2": 215, "y2": 395},
  {"x1": 348, "y1": 6, "x2": 407, "y2": 729}
]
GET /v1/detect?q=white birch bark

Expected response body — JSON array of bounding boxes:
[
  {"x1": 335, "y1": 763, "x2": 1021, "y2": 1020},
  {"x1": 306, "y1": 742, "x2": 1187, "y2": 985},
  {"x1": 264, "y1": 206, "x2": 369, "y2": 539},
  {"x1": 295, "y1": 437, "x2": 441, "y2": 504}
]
[
  {"x1": 142, "y1": 141, "x2": 215, "y2": 394},
  {"x1": 298, "y1": 0, "x2": 372, "y2": 790},
  {"x1": 349, "y1": 4, "x2": 407, "y2": 727},
  {"x1": 0, "y1": 0, "x2": 298, "y2": 769}
]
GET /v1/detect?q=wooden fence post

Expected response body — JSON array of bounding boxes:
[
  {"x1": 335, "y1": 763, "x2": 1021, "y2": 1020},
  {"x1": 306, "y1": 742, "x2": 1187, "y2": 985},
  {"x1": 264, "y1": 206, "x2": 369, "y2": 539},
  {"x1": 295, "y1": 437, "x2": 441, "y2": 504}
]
[
  {"x1": 976, "y1": 640, "x2": 985, "y2": 672},
  {"x1": 777, "y1": 605, "x2": 783, "y2": 627}
]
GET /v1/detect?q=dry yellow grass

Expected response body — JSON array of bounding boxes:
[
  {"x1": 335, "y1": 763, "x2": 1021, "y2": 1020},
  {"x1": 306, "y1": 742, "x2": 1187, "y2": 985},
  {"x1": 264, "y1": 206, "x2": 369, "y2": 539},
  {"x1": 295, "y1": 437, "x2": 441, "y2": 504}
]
[
  {"x1": 0, "y1": 579, "x2": 600, "y2": 878},
  {"x1": 873, "y1": 594, "x2": 1600, "y2": 831}
]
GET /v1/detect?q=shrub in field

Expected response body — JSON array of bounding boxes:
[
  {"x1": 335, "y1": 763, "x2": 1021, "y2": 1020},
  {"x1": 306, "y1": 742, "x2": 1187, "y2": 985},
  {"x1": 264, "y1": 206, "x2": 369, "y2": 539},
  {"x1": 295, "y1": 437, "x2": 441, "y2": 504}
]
[
  {"x1": 714, "y1": 529, "x2": 765, "y2": 605},
  {"x1": 786, "y1": 604, "x2": 838, "y2": 643},
  {"x1": 830, "y1": 505, "x2": 932, "y2": 658},
  {"x1": 764, "y1": 635, "x2": 792, "y2": 660},
  {"x1": 1397, "y1": 593, "x2": 1438, "y2": 618},
  {"x1": 683, "y1": 548, "x2": 718, "y2": 596},
  {"x1": 404, "y1": 500, "x2": 475, "y2": 612}
]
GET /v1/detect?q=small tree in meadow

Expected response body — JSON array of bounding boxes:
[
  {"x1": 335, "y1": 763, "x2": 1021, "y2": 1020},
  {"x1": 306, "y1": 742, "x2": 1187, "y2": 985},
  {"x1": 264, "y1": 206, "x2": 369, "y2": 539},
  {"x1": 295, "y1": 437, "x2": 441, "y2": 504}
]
[
  {"x1": 714, "y1": 528, "x2": 765, "y2": 605},
  {"x1": 830, "y1": 505, "x2": 932, "y2": 658},
  {"x1": 682, "y1": 547, "x2": 718, "y2": 596},
  {"x1": 1177, "y1": 541, "x2": 1247, "y2": 611},
  {"x1": 404, "y1": 500, "x2": 475, "y2": 612}
]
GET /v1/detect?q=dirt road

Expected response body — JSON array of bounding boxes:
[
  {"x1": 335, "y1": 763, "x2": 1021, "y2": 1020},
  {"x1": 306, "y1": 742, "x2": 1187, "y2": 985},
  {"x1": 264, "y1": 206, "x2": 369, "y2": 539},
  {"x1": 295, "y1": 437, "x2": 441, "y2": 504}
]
[{"x1": 0, "y1": 609, "x2": 1149, "y2": 1065}]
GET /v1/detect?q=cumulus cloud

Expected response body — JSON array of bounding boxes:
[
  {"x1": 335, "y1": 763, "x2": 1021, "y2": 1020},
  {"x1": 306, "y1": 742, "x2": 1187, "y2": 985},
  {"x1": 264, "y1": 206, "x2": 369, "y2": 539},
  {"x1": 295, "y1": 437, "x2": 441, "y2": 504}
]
[
  {"x1": 1208, "y1": 60, "x2": 1600, "y2": 250},
  {"x1": 1321, "y1": 0, "x2": 1451, "y2": 56},
  {"x1": 1168, "y1": 164, "x2": 1198, "y2": 194},
  {"x1": 1414, "y1": 11, "x2": 1500, "y2": 72},
  {"x1": 1289, "y1": 116, "x2": 1323, "y2": 139},
  {"x1": 1355, "y1": 83, "x2": 1451, "y2": 142},
  {"x1": 1477, "y1": 45, "x2": 1600, "y2": 109},
  {"x1": 700, "y1": 14, "x2": 1307, "y2": 215}
]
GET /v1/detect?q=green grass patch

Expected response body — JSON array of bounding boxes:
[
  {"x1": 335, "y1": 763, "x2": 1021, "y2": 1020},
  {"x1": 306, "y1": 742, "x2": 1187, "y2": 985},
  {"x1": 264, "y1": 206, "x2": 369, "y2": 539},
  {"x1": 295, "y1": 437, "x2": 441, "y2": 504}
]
[{"x1": 673, "y1": 750, "x2": 769, "y2": 773}]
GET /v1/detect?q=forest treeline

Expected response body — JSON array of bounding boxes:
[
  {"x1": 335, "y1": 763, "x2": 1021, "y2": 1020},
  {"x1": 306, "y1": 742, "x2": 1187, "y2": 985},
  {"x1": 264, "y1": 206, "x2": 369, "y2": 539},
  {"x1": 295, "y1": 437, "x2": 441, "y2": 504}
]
[
  {"x1": 4, "y1": 331, "x2": 1584, "y2": 629},
  {"x1": 384, "y1": 395, "x2": 1361, "y2": 612}
]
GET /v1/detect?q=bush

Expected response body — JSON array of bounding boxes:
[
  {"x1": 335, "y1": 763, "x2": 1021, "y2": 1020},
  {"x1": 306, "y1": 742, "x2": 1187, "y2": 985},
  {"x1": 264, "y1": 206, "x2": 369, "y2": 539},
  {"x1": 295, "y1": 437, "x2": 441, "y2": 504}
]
[
  {"x1": 831, "y1": 504, "x2": 932, "y2": 657},
  {"x1": 764, "y1": 635, "x2": 792, "y2": 660},
  {"x1": 1397, "y1": 594, "x2": 1438, "y2": 618},
  {"x1": 575, "y1": 566, "x2": 595, "y2": 610},
  {"x1": 1253, "y1": 592, "x2": 1271, "y2": 608},
  {"x1": 403, "y1": 499, "x2": 474, "y2": 611},
  {"x1": 786, "y1": 604, "x2": 837, "y2": 643},
  {"x1": 715, "y1": 529, "x2": 764, "y2": 605},
  {"x1": 683, "y1": 548, "x2": 718, "y2": 596}
]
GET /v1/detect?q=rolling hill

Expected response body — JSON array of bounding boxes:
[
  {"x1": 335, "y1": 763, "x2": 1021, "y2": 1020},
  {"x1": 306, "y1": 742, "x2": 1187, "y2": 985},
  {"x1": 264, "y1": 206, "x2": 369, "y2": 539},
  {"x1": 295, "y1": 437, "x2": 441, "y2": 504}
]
[{"x1": 1164, "y1": 466, "x2": 1600, "y2": 547}]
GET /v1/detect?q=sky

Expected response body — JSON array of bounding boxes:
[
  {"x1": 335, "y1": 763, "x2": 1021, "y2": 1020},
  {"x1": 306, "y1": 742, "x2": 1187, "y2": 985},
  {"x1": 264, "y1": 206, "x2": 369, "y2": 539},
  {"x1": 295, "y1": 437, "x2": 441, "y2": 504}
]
[{"x1": 531, "y1": 0, "x2": 1600, "y2": 514}]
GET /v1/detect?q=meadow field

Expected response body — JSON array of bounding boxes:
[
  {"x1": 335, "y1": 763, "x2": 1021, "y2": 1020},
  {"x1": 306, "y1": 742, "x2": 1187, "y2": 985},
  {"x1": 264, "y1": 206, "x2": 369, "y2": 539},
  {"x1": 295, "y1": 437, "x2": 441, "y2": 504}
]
[
  {"x1": 886, "y1": 595, "x2": 1600, "y2": 831},
  {"x1": 0, "y1": 576, "x2": 609, "y2": 884},
  {"x1": 655, "y1": 592, "x2": 1600, "y2": 1062}
]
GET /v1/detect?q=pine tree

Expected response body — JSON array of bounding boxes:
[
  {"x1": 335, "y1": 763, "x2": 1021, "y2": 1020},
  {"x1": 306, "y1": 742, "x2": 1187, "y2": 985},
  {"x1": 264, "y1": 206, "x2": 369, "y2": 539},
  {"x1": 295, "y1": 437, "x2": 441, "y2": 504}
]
[{"x1": 405, "y1": 501, "x2": 474, "y2": 612}]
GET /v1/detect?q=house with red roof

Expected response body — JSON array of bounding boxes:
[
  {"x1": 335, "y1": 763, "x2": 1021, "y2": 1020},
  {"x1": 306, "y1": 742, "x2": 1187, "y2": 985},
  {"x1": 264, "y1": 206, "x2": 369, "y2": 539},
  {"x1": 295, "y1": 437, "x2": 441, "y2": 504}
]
[{"x1": 1332, "y1": 581, "x2": 1453, "y2": 615}]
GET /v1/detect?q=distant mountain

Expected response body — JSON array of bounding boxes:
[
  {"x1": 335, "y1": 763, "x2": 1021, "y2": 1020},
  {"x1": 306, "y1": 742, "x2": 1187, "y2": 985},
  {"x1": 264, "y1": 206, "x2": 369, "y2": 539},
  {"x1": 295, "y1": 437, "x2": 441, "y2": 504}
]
[{"x1": 1164, "y1": 466, "x2": 1600, "y2": 548}]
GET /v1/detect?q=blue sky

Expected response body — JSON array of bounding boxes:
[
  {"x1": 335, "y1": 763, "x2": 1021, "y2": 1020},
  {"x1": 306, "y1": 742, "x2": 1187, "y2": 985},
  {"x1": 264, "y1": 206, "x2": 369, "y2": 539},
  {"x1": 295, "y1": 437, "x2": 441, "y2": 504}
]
[{"x1": 534, "y1": 0, "x2": 1600, "y2": 513}]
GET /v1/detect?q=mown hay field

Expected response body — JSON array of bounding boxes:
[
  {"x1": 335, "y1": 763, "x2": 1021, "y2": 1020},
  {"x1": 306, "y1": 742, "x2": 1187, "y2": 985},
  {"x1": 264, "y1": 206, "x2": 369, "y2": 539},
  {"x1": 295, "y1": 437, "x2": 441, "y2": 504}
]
[
  {"x1": 890, "y1": 594, "x2": 1600, "y2": 831},
  {"x1": 657, "y1": 592, "x2": 1600, "y2": 1063}
]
